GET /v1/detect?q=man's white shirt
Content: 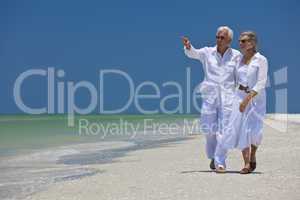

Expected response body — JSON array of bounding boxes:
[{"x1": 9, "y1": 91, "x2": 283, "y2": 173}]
[{"x1": 184, "y1": 45, "x2": 241, "y2": 104}]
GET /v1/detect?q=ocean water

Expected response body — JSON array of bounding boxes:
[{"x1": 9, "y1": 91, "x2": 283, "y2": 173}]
[{"x1": 0, "y1": 114, "x2": 198, "y2": 200}]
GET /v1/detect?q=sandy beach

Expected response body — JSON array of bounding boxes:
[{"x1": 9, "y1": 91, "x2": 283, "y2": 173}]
[{"x1": 17, "y1": 115, "x2": 298, "y2": 200}]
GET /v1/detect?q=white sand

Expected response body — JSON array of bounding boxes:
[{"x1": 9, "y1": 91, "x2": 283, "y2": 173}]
[{"x1": 28, "y1": 115, "x2": 300, "y2": 200}]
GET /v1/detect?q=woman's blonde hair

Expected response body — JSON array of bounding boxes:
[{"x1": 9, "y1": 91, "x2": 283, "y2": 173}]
[{"x1": 240, "y1": 31, "x2": 258, "y2": 52}]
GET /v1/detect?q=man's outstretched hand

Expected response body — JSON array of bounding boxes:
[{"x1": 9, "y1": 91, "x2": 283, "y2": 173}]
[{"x1": 182, "y1": 36, "x2": 191, "y2": 50}]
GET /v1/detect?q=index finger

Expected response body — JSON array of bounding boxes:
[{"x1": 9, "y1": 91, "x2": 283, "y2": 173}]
[{"x1": 181, "y1": 36, "x2": 189, "y2": 40}]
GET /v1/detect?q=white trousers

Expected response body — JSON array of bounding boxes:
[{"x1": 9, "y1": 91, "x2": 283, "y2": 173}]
[
  {"x1": 201, "y1": 91, "x2": 233, "y2": 168},
  {"x1": 205, "y1": 134, "x2": 217, "y2": 159},
  {"x1": 205, "y1": 134, "x2": 227, "y2": 167}
]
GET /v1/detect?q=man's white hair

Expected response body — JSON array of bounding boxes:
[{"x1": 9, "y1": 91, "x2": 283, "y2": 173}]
[{"x1": 216, "y1": 26, "x2": 233, "y2": 40}]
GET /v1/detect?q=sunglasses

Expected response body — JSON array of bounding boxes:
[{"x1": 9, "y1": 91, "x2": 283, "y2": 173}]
[
  {"x1": 239, "y1": 39, "x2": 250, "y2": 43},
  {"x1": 216, "y1": 36, "x2": 225, "y2": 40}
]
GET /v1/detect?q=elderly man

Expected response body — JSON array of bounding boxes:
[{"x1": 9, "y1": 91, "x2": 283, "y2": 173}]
[{"x1": 182, "y1": 26, "x2": 240, "y2": 172}]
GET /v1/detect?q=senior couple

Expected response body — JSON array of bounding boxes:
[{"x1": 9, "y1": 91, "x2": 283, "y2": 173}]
[{"x1": 182, "y1": 26, "x2": 268, "y2": 174}]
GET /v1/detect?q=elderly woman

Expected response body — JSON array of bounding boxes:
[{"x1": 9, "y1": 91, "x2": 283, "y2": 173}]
[{"x1": 221, "y1": 31, "x2": 268, "y2": 174}]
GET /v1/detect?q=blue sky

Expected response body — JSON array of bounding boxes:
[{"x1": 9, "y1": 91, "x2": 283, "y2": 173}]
[{"x1": 0, "y1": 0, "x2": 299, "y2": 114}]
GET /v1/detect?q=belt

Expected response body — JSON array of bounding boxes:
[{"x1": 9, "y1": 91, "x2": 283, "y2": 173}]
[{"x1": 238, "y1": 85, "x2": 250, "y2": 93}]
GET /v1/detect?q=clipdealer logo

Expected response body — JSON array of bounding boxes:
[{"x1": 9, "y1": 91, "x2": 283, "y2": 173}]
[
  {"x1": 13, "y1": 67, "x2": 202, "y2": 126},
  {"x1": 13, "y1": 66, "x2": 288, "y2": 133}
]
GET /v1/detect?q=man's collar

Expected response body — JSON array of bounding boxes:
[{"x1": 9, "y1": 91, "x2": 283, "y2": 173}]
[{"x1": 214, "y1": 46, "x2": 232, "y2": 56}]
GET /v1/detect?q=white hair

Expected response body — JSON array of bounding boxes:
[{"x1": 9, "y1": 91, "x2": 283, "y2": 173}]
[{"x1": 216, "y1": 26, "x2": 233, "y2": 40}]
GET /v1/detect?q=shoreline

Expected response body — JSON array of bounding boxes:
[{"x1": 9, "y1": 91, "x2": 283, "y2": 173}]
[
  {"x1": 31, "y1": 116, "x2": 300, "y2": 199},
  {"x1": 0, "y1": 115, "x2": 299, "y2": 199}
]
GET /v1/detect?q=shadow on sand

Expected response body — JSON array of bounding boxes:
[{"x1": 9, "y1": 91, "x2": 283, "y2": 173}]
[{"x1": 180, "y1": 170, "x2": 263, "y2": 174}]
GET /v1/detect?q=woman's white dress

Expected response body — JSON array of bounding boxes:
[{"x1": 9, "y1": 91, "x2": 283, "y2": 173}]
[{"x1": 221, "y1": 52, "x2": 268, "y2": 150}]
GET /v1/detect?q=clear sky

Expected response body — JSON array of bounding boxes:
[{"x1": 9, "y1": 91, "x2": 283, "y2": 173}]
[{"x1": 0, "y1": 0, "x2": 299, "y2": 114}]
